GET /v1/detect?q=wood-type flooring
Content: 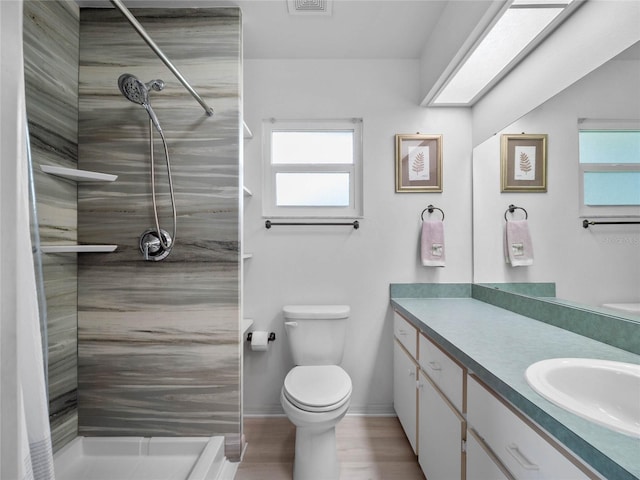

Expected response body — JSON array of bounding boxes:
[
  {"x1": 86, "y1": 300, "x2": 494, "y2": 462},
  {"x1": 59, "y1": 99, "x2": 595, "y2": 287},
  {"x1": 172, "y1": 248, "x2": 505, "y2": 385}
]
[{"x1": 236, "y1": 416, "x2": 425, "y2": 480}]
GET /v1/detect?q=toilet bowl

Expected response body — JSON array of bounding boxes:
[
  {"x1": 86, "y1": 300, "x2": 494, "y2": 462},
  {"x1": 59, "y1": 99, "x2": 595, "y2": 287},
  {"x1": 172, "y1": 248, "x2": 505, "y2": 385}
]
[
  {"x1": 281, "y1": 365, "x2": 352, "y2": 480},
  {"x1": 280, "y1": 305, "x2": 352, "y2": 480}
]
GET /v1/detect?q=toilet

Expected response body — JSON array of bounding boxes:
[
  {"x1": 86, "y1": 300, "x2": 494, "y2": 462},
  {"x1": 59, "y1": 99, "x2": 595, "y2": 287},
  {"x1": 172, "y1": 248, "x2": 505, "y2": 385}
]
[{"x1": 280, "y1": 305, "x2": 352, "y2": 480}]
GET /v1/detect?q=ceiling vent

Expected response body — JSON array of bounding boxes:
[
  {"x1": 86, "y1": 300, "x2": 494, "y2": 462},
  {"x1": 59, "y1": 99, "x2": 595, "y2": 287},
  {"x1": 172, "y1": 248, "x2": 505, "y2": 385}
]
[{"x1": 287, "y1": 0, "x2": 332, "y2": 16}]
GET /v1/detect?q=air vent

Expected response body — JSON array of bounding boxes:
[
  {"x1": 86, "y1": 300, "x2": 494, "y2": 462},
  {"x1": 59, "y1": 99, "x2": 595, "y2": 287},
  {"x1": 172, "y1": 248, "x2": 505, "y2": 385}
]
[{"x1": 287, "y1": 0, "x2": 332, "y2": 15}]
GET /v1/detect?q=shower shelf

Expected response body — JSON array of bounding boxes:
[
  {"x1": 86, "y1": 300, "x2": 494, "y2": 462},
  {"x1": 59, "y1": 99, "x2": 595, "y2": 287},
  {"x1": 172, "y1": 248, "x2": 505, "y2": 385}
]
[
  {"x1": 243, "y1": 122, "x2": 253, "y2": 139},
  {"x1": 41, "y1": 165, "x2": 117, "y2": 182},
  {"x1": 41, "y1": 245, "x2": 118, "y2": 253},
  {"x1": 243, "y1": 186, "x2": 253, "y2": 197},
  {"x1": 242, "y1": 318, "x2": 254, "y2": 334}
]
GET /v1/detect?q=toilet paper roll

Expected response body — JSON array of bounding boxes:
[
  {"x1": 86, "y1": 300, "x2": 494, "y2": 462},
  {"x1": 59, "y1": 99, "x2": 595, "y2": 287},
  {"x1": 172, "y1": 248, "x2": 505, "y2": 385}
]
[{"x1": 250, "y1": 331, "x2": 269, "y2": 351}]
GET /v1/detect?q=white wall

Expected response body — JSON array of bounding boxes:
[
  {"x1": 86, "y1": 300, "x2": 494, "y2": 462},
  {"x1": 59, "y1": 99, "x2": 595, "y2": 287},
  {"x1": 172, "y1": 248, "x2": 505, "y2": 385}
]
[
  {"x1": 1, "y1": 1, "x2": 26, "y2": 475},
  {"x1": 243, "y1": 59, "x2": 472, "y2": 414},
  {"x1": 473, "y1": 56, "x2": 640, "y2": 307}
]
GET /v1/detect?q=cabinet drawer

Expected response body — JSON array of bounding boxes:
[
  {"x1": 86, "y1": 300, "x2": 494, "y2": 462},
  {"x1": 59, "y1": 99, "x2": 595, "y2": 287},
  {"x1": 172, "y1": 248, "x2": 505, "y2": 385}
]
[
  {"x1": 419, "y1": 333, "x2": 465, "y2": 413},
  {"x1": 467, "y1": 428, "x2": 514, "y2": 480},
  {"x1": 394, "y1": 311, "x2": 418, "y2": 358},
  {"x1": 467, "y1": 376, "x2": 592, "y2": 480}
]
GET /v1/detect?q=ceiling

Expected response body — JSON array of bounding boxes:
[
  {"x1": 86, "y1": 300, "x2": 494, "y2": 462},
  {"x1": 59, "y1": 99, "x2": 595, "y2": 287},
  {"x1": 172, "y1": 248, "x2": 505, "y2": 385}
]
[
  {"x1": 78, "y1": 0, "x2": 458, "y2": 59},
  {"x1": 237, "y1": 0, "x2": 449, "y2": 59}
]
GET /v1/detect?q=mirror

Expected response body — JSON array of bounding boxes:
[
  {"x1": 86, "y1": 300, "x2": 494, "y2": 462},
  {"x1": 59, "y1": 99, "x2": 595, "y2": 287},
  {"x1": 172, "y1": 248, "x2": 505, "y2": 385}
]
[{"x1": 472, "y1": 44, "x2": 640, "y2": 323}]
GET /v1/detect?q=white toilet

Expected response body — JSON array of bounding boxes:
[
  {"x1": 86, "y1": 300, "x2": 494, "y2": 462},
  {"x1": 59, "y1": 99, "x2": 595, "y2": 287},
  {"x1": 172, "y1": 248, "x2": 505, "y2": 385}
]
[{"x1": 280, "y1": 305, "x2": 352, "y2": 480}]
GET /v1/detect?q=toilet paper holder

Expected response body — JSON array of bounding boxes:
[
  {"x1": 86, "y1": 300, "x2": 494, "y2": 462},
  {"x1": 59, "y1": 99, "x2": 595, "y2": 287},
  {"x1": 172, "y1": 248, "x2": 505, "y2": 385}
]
[{"x1": 246, "y1": 332, "x2": 276, "y2": 343}]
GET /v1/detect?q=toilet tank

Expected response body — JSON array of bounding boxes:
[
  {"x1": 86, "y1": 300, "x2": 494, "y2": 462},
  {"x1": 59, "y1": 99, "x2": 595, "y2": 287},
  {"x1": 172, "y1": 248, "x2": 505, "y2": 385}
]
[{"x1": 283, "y1": 305, "x2": 350, "y2": 366}]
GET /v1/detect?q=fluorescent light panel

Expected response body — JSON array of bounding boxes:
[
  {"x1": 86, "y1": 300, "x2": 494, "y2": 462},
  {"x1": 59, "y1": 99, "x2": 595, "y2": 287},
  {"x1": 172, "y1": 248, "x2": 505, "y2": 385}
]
[{"x1": 433, "y1": 1, "x2": 573, "y2": 105}]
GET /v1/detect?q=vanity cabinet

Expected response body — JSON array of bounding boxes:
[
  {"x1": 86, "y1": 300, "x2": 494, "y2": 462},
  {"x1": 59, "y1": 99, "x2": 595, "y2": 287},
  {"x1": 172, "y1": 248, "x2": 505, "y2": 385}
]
[
  {"x1": 393, "y1": 313, "x2": 418, "y2": 453},
  {"x1": 392, "y1": 309, "x2": 601, "y2": 480}
]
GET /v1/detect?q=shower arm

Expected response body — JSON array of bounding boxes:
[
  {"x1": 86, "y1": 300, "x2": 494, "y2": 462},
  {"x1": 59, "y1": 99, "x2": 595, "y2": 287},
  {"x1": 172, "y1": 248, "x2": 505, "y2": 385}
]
[{"x1": 109, "y1": 0, "x2": 214, "y2": 117}]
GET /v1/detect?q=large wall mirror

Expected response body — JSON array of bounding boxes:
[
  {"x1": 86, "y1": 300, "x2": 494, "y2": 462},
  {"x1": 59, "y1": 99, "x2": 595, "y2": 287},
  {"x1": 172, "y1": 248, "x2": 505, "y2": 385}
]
[{"x1": 472, "y1": 42, "x2": 640, "y2": 323}]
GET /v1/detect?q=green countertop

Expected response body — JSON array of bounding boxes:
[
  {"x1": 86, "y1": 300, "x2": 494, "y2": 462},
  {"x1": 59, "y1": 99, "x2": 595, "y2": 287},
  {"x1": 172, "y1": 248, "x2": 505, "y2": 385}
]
[{"x1": 391, "y1": 296, "x2": 640, "y2": 480}]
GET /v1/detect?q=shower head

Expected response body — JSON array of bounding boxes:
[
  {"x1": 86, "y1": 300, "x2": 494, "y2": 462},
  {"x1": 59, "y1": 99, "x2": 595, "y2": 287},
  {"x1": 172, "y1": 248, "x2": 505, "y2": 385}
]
[{"x1": 118, "y1": 73, "x2": 165, "y2": 133}]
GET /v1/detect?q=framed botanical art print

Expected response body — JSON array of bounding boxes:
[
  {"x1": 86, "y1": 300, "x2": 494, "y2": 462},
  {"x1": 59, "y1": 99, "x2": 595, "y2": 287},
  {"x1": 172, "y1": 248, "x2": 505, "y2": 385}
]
[
  {"x1": 501, "y1": 134, "x2": 547, "y2": 192},
  {"x1": 395, "y1": 134, "x2": 442, "y2": 193}
]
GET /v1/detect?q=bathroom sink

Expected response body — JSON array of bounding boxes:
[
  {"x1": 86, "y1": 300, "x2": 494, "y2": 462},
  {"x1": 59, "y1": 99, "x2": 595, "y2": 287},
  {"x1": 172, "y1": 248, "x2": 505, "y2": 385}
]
[{"x1": 525, "y1": 358, "x2": 640, "y2": 437}]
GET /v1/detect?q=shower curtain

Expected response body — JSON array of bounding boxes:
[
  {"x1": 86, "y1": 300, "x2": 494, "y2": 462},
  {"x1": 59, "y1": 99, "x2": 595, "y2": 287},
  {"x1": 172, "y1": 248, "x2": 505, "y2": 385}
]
[{"x1": 12, "y1": 2, "x2": 56, "y2": 478}]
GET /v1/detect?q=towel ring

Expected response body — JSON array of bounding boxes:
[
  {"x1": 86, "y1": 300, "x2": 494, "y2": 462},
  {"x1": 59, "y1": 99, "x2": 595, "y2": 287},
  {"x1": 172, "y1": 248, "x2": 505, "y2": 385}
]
[
  {"x1": 504, "y1": 204, "x2": 528, "y2": 221},
  {"x1": 421, "y1": 205, "x2": 445, "y2": 222}
]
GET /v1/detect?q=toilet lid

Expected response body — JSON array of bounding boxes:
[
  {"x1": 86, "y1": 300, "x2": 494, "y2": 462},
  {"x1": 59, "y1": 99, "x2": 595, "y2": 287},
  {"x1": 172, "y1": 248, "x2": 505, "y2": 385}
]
[{"x1": 284, "y1": 366, "x2": 352, "y2": 411}]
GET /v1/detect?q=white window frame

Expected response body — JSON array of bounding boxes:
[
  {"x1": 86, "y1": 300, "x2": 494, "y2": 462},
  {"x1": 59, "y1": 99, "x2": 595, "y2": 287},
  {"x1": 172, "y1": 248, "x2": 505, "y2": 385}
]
[
  {"x1": 578, "y1": 119, "x2": 640, "y2": 218},
  {"x1": 262, "y1": 118, "x2": 363, "y2": 219}
]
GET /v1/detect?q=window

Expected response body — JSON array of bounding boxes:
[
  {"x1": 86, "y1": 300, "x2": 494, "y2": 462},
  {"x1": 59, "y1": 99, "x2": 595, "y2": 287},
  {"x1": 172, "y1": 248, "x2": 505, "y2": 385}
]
[
  {"x1": 578, "y1": 119, "x2": 640, "y2": 217},
  {"x1": 263, "y1": 119, "x2": 363, "y2": 218}
]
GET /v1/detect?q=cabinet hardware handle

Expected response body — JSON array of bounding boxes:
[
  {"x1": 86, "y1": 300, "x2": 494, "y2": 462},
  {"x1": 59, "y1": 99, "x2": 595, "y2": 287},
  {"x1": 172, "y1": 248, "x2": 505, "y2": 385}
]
[
  {"x1": 284, "y1": 321, "x2": 298, "y2": 327},
  {"x1": 506, "y1": 443, "x2": 539, "y2": 471},
  {"x1": 398, "y1": 329, "x2": 408, "y2": 336},
  {"x1": 408, "y1": 369, "x2": 415, "y2": 377},
  {"x1": 428, "y1": 361, "x2": 442, "y2": 371}
]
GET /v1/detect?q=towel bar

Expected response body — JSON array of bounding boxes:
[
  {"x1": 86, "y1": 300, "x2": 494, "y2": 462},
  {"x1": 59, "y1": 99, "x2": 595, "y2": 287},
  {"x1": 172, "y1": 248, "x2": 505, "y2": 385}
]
[
  {"x1": 582, "y1": 220, "x2": 640, "y2": 228},
  {"x1": 265, "y1": 220, "x2": 360, "y2": 229}
]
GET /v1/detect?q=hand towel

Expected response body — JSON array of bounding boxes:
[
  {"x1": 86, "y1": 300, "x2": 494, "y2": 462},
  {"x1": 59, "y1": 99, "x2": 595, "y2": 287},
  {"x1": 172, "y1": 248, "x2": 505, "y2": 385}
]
[
  {"x1": 504, "y1": 220, "x2": 534, "y2": 266},
  {"x1": 421, "y1": 220, "x2": 445, "y2": 267}
]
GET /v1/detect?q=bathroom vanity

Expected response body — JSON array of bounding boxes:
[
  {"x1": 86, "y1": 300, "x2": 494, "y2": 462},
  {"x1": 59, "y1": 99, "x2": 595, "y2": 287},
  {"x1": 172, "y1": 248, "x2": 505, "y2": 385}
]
[{"x1": 390, "y1": 284, "x2": 640, "y2": 480}]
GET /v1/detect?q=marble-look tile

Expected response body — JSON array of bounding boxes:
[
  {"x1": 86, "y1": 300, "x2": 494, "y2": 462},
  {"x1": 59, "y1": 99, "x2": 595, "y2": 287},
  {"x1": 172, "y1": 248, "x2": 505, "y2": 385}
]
[
  {"x1": 78, "y1": 309, "x2": 239, "y2": 436},
  {"x1": 23, "y1": 0, "x2": 80, "y2": 452},
  {"x1": 77, "y1": 7, "x2": 241, "y2": 441}
]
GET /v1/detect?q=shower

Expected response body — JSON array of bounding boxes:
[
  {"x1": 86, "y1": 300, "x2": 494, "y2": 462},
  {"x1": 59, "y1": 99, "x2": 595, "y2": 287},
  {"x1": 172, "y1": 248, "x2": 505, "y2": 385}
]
[{"x1": 118, "y1": 73, "x2": 176, "y2": 261}]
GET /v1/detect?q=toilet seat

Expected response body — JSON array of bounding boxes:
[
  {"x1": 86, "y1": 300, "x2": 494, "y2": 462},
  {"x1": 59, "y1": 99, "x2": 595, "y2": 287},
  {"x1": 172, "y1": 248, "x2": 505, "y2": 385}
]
[{"x1": 283, "y1": 365, "x2": 352, "y2": 413}]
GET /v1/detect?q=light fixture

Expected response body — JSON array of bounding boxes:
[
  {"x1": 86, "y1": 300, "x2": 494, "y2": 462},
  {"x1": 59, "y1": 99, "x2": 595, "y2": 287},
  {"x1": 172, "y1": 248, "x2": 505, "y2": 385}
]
[{"x1": 431, "y1": 0, "x2": 579, "y2": 106}]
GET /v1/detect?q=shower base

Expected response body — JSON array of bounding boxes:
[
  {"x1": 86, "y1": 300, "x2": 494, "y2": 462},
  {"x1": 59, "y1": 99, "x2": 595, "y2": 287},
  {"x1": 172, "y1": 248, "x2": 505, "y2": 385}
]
[{"x1": 53, "y1": 436, "x2": 238, "y2": 480}]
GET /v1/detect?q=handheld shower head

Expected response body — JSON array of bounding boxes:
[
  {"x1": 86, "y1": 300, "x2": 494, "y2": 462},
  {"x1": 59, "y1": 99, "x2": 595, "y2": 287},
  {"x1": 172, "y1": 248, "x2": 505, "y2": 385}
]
[{"x1": 118, "y1": 73, "x2": 164, "y2": 133}]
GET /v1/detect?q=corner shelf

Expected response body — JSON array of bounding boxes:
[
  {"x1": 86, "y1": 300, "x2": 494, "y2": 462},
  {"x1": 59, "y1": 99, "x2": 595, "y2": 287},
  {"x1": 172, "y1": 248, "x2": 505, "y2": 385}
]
[
  {"x1": 242, "y1": 318, "x2": 254, "y2": 335},
  {"x1": 243, "y1": 186, "x2": 253, "y2": 197},
  {"x1": 242, "y1": 253, "x2": 253, "y2": 260},
  {"x1": 243, "y1": 122, "x2": 253, "y2": 140},
  {"x1": 41, "y1": 165, "x2": 117, "y2": 182},
  {"x1": 41, "y1": 244, "x2": 118, "y2": 254}
]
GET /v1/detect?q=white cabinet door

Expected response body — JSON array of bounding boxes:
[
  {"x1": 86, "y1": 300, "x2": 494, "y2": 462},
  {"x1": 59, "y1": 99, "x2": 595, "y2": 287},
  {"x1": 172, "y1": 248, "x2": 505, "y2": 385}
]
[
  {"x1": 467, "y1": 428, "x2": 514, "y2": 480},
  {"x1": 394, "y1": 340, "x2": 418, "y2": 453},
  {"x1": 418, "y1": 371, "x2": 465, "y2": 480}
]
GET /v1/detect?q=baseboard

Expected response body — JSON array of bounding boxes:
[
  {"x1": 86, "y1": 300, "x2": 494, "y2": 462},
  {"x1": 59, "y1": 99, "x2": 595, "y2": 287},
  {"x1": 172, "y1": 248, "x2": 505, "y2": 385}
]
[{"x1": 243, "y1": 405, "x2": 395, "y2": 417}]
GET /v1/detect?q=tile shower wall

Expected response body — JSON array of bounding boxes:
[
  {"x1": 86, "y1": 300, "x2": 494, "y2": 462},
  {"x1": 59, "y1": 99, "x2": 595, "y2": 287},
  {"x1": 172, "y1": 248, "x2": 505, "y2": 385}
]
[
  {"x1": 23, "y1": 0, "x2": 80, "y2": 452},
  {"x1": 77, "y1": 7, "x2": 241, "y2": 453}
]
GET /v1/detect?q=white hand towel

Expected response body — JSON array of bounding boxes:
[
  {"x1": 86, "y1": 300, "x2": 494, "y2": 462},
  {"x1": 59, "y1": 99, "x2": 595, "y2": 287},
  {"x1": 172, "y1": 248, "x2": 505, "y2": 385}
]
[
  {"x1": 421, "y1": 220, "x2": 445, "y2": 267},
  {"x1": 504, "y1": 220, "x2": 534, "y2": 267}
]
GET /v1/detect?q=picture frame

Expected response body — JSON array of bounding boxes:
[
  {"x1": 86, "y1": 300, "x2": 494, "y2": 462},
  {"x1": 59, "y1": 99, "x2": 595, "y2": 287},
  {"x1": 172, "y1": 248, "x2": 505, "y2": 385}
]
[
  {"x1": 500, "y1": 134, "x2": 548, "y2": 192},
  {"x1": 395, "y1": 134, "x2": 442, "y2": 192}
]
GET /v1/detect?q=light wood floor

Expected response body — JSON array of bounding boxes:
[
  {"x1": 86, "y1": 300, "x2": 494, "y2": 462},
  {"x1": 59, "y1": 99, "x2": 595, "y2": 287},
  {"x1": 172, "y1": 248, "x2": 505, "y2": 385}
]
[{"x1": 235, "y1": 416, "x2": 425, "y2": 480}]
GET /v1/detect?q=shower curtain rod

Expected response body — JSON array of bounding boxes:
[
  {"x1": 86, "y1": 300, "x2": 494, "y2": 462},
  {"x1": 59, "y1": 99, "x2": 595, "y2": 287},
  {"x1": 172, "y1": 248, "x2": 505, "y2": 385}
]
[{"x1": 109, "y1": 0, "x2": 214, "y2": 117}]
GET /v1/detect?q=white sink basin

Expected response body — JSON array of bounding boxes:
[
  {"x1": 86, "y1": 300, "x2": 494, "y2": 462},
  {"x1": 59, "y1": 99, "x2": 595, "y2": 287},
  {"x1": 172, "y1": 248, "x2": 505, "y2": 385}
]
[{"x1": 525, "y1": 358, "x2": 640, "y2": 438}]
